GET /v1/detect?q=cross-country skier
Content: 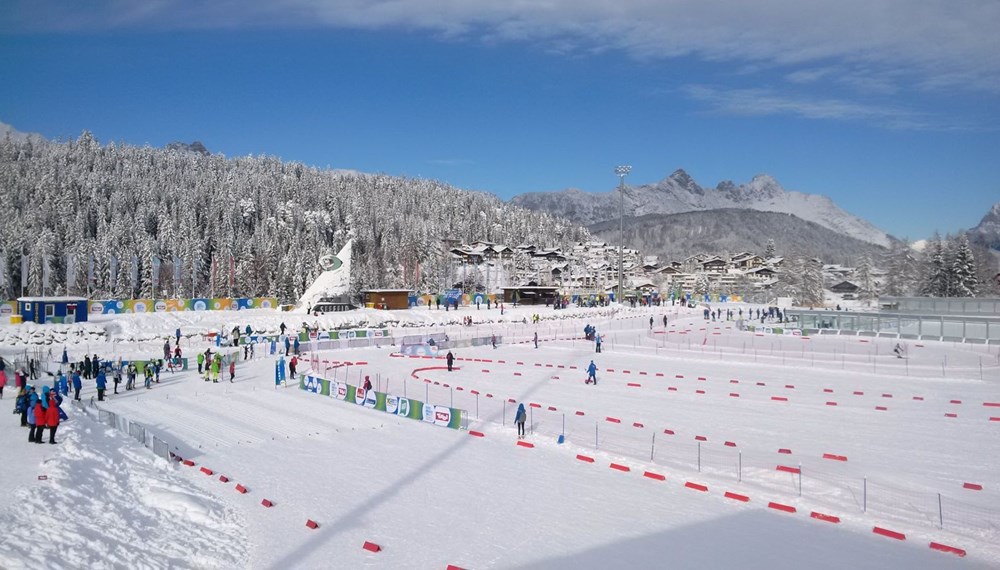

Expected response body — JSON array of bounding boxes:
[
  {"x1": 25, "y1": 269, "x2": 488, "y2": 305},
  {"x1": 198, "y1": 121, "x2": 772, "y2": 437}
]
[{"x1": 586, "y1": 361, "x2": 598, "y2": 385}]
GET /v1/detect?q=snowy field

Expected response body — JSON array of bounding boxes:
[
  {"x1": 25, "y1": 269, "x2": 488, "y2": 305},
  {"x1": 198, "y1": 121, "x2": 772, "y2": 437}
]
[{"x1": 2, "y1": 303, "x2": 999, "y2": 569}]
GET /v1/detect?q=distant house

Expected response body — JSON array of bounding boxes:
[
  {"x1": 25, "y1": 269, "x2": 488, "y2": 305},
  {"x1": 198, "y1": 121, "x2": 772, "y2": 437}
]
[
  {"x1": 731, "y1": 254, "x2": 764, "y2": 269},
  {"x1": 830, "y1": 281, "x2": 860, "y2": 294},
  {"x1": 17, "y1": 297, "x2": 89, "y2": 324},
  {"x1": 701, "y1": 257, "x2": 728, "y2": 273},
  {"x1": 745, "y1": 267, "x2": 777, "y2": 280}
]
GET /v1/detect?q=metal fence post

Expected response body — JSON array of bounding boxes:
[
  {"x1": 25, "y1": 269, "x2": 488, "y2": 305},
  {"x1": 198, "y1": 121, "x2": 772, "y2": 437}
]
[
  {"x1": 650, "y1": 432, "x2": 656, "y2": 461},
  {"x1": 863, "y1": 477, "x2": 867, "y2": 512},
  {"x1": 738, "y1": 451, "x2": 742, "y2": 482},
  {"x1": 938, "y1": 493, "x2": 943, "y2": 528},
  {"x1": 698, "y1": 441, "x2": 701, "y2": 472}
]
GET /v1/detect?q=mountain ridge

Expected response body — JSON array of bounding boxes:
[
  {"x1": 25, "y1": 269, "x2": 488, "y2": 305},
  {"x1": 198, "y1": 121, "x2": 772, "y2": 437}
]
[{"x1": 512, "y1": 169, "x2": 893, "y2": 248}]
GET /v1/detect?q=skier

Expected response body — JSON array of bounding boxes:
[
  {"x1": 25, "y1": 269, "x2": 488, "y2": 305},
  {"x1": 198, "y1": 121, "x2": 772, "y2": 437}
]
[
  {"x1": 515, "y1": 403, "x2": 527, "y2": 439},
  {"x1": 534, "y1": 332, "x2": 539, "y2": 349},
  {"x1": 586, "y1": 360, "x2": 598, "y2": 385},
  {"x1": 893, "y1": 343, "x2": 904, "y2": 358},
  {"x1": 491, "y1": 334, "x2": 497, "y2": 349},
  {"x1": 650, "y1": 316, "x2": 654, "y2": 330},
  {"x1": 280, "y1": 322, "x2": 287, "y2": 336},
  {"x1": 62, "y1": 347, "x2": 69, "y2": 365},
  {"x1": 175, "y1": 327, "x2": 181, "y2": 346},
  {"x1": 163, "y1": 339, "x2": 171, "y2": 362},
  {"x1": 595, "y1": 333, "x2": 602, "y2": 353},
  {"x1": 663, "y1": 315, "x2": 668, "y2": 327},
  {"x1": 293, "y1": 336, "x2": 300, "y2": 356},
  {"x1": 446, "y1": 351, "x2": 455, "y2": 372},
  {"x1": 113, "y1": 366, "x2": 122, "y2": 394}
]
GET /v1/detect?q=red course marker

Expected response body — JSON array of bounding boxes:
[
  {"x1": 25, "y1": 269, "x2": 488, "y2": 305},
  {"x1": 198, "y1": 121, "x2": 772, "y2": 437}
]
[
  {"x1": 306, "y1": 519, "x2": 319, "y2": 529},
  {"x1": 768, "y1": 502, "x2": 796, "y2": 513},
  {"x1": 362, "y1": 541, "x2": 382, "y2": 553},
  {"x1": 876, "y1": 406, "x2": 887, "y2": 411},
  {"x1": 724, "y1": 441, "x2": 737, "y2": 447},
  {"x1": 963, "y1": 482, "x2": 983, "y2": 491},
  {"x1": 929, "y1": 542, "x2": 966, "y2": 557},
  {"x1": 811, "y1": 512, "x2": 840, "y2": 524},
  {"x1": 729, "y1": 393, "x2": 740, "y2": 398},
  {"x1": 516, "y1": 441, "x2": 535, "y2": 448},
  {"x1": 685, "y1": 482, "x2": 708, "y2": 492},
  {"x1": 261, "y1": 499, "x2": 274, "y2": 508},
  {"x1": 235, "y1": 484, "x2": 248, "y2": 494},
  {"x1": 609, "y1": 463, "x2": 631, "y2": 473},
  {"x1": 643, "y1": 471, "x2": 666, "y2": 481},
  {"x1": 778, "y1": 448, "x2": 792, "y2": 454},
  {"x1": 776, "y1": 465, "x2": 801, "y2": 474},
  {"x1": 822, "y1": 453, "x2": 848, "y2": 462},
  {"x1": 576, "y1": 454, "x2": 595, "y2": 463},
  {"x1": 873, "y1": 527, "x2": 906, "y2": 541},
  {"x1": 826, "y1": 402, "x2": 838, "y2": 406},
  {"x1": 469, "y1": 431, "x2": 485, "y2": 438},
  {"x1": 694, "y1": 435, "x2": 707, "y2": 441},
  {"x1": 771, "y1": 396, "x2": 788, "y2": 402},
  {"x1": 606, "y1": 417, "x2": 621, "y2": 423},
  {"x1": 724, "y1": 491, "x2": 750, "y2": 502}
]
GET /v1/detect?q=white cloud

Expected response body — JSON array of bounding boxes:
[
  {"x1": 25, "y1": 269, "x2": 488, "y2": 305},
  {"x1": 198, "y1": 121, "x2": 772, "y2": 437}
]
[
  {"x1": 680, "y1": 85, "x2": 959, "y2": 130},
  {"x1": 5, "y1": 1, "x2": 1000, "y2": 93}
]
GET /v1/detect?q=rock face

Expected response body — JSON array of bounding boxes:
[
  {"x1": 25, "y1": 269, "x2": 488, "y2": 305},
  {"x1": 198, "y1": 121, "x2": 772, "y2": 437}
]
[
  {"x1": 969, "y1": 201, "x2": 1000, "y2": 250},
  {"x1": 511, "y1": 169, "x2": 893, "y2": 248},
  {"x1": 165, "y1": 141, "x2": 211, "y2": 156}
]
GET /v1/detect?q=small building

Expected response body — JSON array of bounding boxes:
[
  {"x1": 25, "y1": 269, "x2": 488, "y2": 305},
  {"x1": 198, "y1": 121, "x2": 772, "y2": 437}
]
[
  {"x1": 502, "y1": 286, "x2": 559, "y2": 306},
  {"x1": 361, "y1": 289, "x2": 413, "y2": 310},
  {"x1": 17, "y1": 297, "x2": 89, "y2": 324},
  {"x1": 830, "y1": 281, "x2": 860, "y2": 294}
]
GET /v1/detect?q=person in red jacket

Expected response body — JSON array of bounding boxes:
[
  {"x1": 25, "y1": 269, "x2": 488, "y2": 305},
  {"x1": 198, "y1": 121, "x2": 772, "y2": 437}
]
[
  {"x1": 229, "y1": 360, "x2": 235, "y2": 383},
  {"x1": 45, "y1": 392, "x2": 60, "y2": 444},
  {"x1": 32, "y1": 398, "x2": 46, "y2": 444}
]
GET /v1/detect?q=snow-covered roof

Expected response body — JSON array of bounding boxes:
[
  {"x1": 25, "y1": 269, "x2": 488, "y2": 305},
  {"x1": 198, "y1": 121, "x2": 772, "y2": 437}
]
[{"x1": 17, "y1": 297, "x2": 88, "y2": 303}]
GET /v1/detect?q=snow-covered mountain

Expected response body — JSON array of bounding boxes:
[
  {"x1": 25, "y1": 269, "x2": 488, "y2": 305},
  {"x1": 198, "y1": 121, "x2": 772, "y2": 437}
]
[
  {"x1": 511, "y1": 169, "x2": 893, "y2": 248},
  {"x1": 968, "y1": 201, "x2": 1000, "y2": 250}
]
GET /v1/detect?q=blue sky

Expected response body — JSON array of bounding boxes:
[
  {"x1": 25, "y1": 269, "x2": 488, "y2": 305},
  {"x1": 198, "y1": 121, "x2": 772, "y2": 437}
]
[{"x1": 1, "y1": 1, "x2": 998, "y2": 241}]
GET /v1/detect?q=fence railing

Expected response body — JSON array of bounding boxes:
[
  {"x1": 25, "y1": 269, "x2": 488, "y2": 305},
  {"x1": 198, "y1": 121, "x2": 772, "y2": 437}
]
[
  {"x1": 373, "y1": 358, "x2": 1000, "y2": 540},
  {"x1": 74, "y1": 399, "x2": 177, "y2": 462}
]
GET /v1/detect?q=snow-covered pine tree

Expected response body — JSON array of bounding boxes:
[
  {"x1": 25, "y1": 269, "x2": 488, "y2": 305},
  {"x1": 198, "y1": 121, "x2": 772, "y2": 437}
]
[
  {"x1": 854, "y1": 254, "x2": 878, "y2": 306},
  {"x1": 920, "y1": 234, "x2": 949, "y2": 297},
  {"x1": 949, "y1": 234, "x2": 977, "y2": 297},
  {"x1": 764, "y1": 239, "x2": 776, "y2": 260},
  {"x1": 882, "y1": 241, "x2": 919, "y2": 296}
]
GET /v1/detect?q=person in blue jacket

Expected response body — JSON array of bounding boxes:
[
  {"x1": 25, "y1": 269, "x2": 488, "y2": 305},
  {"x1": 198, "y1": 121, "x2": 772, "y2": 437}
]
[
  {"x1": 96, "y1": 368, "x2": 107, "y2": 401},
  {"x1": 293, "y1": 337, "x2": 300, "y2": 356},
  {"x1": 58, "y1": 370, "x2": 69, "y2": 396},
  {"x1": 284, "y1": 336, "x2": 291, "y2": 355},
  {"x1": 71, "y1": 369, "x2": 82, "y2": 401},
  {"x1": 515, "y1": 403, "x2": 527, "y2": 439},
  {"x1": 25, "y1": 387, "x2": 38, "y2": 441},
  {"x1": 586, "y1": 360, "x2": 598, "y2": 385}
]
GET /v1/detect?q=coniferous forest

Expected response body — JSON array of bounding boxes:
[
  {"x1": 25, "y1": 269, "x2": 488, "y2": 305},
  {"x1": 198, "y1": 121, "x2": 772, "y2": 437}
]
[{"x1": 0, "y1": 133, "x2": 589, "y2": 302}]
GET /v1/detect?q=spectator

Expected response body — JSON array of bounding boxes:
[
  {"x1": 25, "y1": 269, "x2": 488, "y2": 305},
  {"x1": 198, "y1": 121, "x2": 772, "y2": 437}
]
[
  {"x1": 446, "y1": 351, "x2": 455, "y2": 372},
  {"x1": 515, "y1": 403, "x2": 527, "y2": 439},
  {"x1": 45, "y1": 391, "x2": 60, "y2": 444}
]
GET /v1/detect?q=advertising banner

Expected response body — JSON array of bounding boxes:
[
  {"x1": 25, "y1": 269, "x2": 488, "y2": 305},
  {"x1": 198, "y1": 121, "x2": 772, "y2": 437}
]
[{"x1": 298, "y1": 375, "x2": 458, "y2": 428}]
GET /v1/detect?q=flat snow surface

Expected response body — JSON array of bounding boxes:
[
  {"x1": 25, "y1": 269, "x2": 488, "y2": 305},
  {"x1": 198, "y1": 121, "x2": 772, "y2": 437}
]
[{"x1": 2, "y1": 303, "x2": 998, "y2": 569}]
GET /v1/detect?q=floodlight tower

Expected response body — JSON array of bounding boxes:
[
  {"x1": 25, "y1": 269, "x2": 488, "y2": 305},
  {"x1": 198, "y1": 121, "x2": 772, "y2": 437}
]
[{"x1": 615, "y1": 165, "x2": 632, "y2": 304}]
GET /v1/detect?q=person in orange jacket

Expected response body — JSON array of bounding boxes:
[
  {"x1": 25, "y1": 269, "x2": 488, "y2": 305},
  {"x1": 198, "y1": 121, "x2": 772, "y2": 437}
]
[{"x1": 45, "y1": 392, "x2": 61, "y2": 444}]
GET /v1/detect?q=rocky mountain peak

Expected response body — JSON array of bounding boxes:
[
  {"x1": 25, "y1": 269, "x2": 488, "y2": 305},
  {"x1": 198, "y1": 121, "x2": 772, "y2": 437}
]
[{"x1": 165, "y1": 141, "x2": 211, "y2": 156}]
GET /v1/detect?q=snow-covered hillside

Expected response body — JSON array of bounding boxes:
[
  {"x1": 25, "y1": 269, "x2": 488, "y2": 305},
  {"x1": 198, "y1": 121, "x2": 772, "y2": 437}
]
[{"x1": 512, "y1": 170, "x2": 893, "y2": 248}]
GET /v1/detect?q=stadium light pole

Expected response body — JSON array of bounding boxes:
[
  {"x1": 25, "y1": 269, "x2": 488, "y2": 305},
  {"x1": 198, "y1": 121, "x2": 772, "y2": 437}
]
[{"x1": 615, "y1": 165, "x2": 631, "y2": 304}]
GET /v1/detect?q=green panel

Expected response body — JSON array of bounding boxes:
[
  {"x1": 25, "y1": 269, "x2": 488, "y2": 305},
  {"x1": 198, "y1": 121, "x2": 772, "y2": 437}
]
[
  {"x1": 319, "y1": 378, "x2": 331, "y2": 396},
  {"x1": 374, "y1": 391, "x2": 387, "y2": 411}
]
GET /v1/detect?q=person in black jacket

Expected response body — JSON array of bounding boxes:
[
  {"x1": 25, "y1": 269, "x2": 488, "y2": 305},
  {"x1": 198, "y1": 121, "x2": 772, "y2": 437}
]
[{"x1": 446, "y1": 351, "x2": 455, "y2": 372}]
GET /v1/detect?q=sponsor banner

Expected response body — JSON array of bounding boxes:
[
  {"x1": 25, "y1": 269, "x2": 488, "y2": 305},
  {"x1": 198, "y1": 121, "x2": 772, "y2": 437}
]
[
  {"x1": 76, "y1": 297, "x2": 279, "y2": 314},
  {"x1": 299, "y1": 377, "x2": 461, "y2": 429}
]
